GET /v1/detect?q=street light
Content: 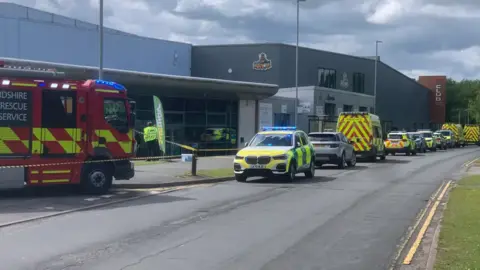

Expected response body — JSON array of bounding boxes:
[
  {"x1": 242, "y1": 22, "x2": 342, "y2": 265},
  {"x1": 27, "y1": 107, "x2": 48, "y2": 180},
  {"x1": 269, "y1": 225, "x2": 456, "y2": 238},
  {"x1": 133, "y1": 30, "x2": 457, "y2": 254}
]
[
  {"x1": 373, "y1": 40, "x2": 382, "y2": 114},
  {"x1": 99, "y1": 0, "x2": 104, "y2": 79},
  {"x1": 294, "y1": 0, "x2": 306, "y2": 126}
]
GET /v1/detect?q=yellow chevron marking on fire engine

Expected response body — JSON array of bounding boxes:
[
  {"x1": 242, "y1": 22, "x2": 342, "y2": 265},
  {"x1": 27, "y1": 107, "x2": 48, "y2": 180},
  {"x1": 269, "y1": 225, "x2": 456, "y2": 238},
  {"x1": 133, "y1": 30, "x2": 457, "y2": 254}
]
[
  {"x1": 42, "y1": 179, "x2": 69, "y2": 183},
  {"x1": 65, "y1": 128, "x2": 82, "y2": 141},
  {"x1": 0, "y1": 127, "x2": 20, "y2": 140},
  {"x1": 95, "y1": 130, "x2": 118, "y2": 142},
  {"x1": 32, "y1": 140, "x2": 42, "y2": 154},
  {"x1": 11, "y1": 83, "x2": 36, "y2": 87},
  {"x1": 0, "y1": 141, "x2": 13, "y2": 154},
  {"x1": 43, "y1": 170, "x2": 70, "y2": 174},
  {"x1": 95, "y1": 89, "x2": 119, "y2": 93},
  {"x1": 118, "y1": 141, "x2": 132, "y2": 153}
]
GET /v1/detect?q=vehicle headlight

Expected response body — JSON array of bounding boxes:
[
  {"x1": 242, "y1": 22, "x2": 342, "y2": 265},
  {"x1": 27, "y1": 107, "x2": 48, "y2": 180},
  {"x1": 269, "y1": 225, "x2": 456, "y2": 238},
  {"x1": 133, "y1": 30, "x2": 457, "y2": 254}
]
[
  {"x1": 235, "y1": 155, "x2": 244, "y2": 160},
  {"x1": 273, "y1": 154, "x2": 288, "y2": 160}
]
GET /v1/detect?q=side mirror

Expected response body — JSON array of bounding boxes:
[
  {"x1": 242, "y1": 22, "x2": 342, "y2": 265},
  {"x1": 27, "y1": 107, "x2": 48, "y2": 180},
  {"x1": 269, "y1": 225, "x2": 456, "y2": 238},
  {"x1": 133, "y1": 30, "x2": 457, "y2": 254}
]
[
  {"x1": 295, "y1": 142, "x2": 302, "y2": 148},
  {"x1": 244, "y1": 142, "x2": 249, "y2": 147}
]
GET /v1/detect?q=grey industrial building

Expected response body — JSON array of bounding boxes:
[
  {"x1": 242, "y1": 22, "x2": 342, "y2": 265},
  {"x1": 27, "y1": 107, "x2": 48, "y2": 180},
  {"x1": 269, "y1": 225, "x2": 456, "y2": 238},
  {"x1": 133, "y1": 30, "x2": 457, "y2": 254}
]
[{"x1": 192, "y1": 43, "x2": 431, "y2": 133}]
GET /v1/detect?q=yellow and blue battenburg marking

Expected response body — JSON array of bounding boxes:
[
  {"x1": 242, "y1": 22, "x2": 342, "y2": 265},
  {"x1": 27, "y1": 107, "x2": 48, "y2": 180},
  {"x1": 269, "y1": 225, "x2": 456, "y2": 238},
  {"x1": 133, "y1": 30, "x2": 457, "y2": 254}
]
[{"x1": 262, "y1": 126, "x2": 296, "y2": 131}]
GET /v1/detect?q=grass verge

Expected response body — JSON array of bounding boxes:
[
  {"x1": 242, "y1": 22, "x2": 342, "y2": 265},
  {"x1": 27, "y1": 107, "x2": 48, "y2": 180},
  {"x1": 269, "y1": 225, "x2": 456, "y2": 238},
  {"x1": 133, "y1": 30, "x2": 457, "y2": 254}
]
[
  {"x1": 181, "y1": 168, "x2": 233, "y2": 178},
  {"x1": 435, "y1": 174, "x2": 480, "y2": 270}
]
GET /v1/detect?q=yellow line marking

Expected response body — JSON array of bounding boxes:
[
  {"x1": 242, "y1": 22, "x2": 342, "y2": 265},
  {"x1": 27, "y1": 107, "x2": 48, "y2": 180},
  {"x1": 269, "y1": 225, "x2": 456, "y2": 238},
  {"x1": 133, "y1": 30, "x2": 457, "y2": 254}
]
[
  {"x1": 463, "y1": 158, "x2": 479, "y2": 168},
  {"x1": 403, "y1": 180, "x2": 452, "y2": 265},
  {"x1": 389, "y1": 181, "x2": 446, "y2": 269}
]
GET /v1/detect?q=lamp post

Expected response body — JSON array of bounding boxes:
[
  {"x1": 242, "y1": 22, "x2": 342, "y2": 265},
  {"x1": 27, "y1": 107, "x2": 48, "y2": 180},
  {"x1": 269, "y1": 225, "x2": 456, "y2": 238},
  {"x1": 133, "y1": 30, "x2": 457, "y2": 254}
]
[
  {"x1": 373, "y1": 40, "x2": 382, "y2": 114},
  {"x1": 294, "y1": 0, "x2": 306, "y2": 126},
  {"x1": 99, "y1": 0, "x2": 104, "y2": 79}
]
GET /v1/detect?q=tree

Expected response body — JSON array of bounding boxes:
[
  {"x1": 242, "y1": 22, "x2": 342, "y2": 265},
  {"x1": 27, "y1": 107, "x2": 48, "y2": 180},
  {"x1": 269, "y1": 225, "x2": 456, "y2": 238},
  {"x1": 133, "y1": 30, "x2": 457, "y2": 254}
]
[{"x1": 445, "y1": 79, "x2": 480, "y2": 124}]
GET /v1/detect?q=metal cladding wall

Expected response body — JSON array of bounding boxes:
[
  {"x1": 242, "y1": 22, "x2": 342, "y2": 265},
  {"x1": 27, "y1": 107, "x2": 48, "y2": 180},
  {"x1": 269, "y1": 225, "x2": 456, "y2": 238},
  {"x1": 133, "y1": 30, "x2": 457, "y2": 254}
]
[
  {"x1": 0, "y1": 3, "x2": 191, "y2": 76},
  {"x1": 418, "y1": 76, "x2": 447, "y2": 124}
]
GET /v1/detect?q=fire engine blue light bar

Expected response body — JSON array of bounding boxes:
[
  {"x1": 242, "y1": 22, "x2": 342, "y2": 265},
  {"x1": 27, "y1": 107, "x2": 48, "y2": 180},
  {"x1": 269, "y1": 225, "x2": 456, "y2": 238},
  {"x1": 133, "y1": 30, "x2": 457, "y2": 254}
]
[
  {"x1": 262, "y1": 126, "x2": 297, "y2": 131},
  {"x1": 95, "y1": 80, "x2": 126, "y2": 91}
]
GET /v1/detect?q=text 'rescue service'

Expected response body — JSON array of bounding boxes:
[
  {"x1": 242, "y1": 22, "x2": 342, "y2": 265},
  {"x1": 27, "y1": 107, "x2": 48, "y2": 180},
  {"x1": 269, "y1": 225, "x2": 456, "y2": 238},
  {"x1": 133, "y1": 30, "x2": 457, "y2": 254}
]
[{"x1": 0, "y1": 90, "x2": 31, "y2": 124}]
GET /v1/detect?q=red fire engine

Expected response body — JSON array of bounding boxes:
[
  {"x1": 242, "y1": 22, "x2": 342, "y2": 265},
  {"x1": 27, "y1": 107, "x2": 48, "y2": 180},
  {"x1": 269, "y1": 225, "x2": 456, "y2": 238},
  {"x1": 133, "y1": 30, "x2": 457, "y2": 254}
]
[{"x1": 0, "y1": 67, "x2": 136, "y2": 194}]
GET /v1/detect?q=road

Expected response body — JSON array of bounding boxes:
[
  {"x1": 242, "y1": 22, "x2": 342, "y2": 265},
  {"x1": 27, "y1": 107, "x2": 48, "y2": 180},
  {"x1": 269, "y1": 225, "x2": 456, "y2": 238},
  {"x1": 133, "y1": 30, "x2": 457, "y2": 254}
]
[{"x1": 0, "y1": 147, "x2": 478, "y2": 270}]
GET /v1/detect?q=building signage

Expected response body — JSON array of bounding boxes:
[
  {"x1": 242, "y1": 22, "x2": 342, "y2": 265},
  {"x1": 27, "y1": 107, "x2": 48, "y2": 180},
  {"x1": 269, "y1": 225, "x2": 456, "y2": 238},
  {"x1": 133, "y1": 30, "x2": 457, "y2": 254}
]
[
  {"x1": 435, "y1": 84, "x2": 442, "y2": 104},
  {"x1": 253, "y1": 53, "x2": 272, "y2": 71},
  {"x1": 340, "y1": 72, "x2": 349, "y2": 89},
  {"x1": 0, "y1": 90, "x2": 32, "y2": 126}
]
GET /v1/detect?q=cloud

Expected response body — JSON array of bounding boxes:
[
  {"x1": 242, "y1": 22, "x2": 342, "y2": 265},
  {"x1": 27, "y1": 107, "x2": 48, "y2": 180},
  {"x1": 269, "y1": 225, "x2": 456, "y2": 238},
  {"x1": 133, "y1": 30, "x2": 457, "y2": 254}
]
[{"x1": 1, "y1": 0, "x2": 480, "y2": 80}]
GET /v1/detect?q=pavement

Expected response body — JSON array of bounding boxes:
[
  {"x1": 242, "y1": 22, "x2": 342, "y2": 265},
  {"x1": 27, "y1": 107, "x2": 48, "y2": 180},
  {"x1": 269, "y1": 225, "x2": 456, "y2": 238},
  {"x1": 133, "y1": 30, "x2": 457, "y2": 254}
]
[
  {"x1": 0, "y1": 147, "x2": 478, "y2": 270},
  {"x1": 115, "y1": 156, "x2": 235, "y2": 187}
]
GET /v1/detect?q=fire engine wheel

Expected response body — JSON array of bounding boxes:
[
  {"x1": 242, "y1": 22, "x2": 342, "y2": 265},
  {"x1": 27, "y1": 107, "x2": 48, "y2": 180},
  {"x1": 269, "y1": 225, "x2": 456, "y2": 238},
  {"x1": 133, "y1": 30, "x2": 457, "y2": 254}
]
[{"x1": 81, "y1": 163, "x2": 113, "y2": 195}]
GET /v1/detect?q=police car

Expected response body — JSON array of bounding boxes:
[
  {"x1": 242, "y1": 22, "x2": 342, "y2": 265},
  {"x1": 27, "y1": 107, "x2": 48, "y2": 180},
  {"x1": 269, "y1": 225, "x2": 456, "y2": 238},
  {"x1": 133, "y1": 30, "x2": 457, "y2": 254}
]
[{"x1": 233, "y1": 127, "x2": 316, "y2": 182}]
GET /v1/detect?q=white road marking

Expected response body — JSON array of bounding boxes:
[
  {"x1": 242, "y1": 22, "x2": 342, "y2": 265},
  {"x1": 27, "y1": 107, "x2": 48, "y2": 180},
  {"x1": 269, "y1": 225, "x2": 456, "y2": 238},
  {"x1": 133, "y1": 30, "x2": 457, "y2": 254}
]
[
  {"x1": 100, "y1": 195, "x2": 114, "y2": 198},
  {"x1": 116, "y1": 191, "x2": 128, "y2": 195},
  {"x1": 84, "y1": 198, "x2": 100, "y2": 202}
]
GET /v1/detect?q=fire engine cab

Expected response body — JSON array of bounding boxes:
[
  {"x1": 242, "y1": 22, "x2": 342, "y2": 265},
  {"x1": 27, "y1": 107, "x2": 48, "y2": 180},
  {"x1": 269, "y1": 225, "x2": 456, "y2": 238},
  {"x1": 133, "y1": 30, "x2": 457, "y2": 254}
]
[{"x1": 0, "y1": 67, "x2": 136, "y2": 194}]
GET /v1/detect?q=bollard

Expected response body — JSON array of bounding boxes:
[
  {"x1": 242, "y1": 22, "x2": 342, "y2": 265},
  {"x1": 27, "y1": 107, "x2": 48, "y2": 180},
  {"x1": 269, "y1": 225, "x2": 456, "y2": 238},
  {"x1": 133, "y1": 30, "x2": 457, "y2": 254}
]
[{"x1": 191, "y1": 151, "x2": 197, "y2": 176}]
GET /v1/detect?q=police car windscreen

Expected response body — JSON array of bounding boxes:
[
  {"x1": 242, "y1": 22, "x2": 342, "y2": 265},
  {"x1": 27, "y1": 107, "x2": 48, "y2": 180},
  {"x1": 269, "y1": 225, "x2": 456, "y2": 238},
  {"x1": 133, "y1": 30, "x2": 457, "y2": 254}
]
[
  {"x1": 309, "y1": 133, "x2": 337, "y2": 142},
  {"x1": 388, "y1": 134, "x2": 403, "y2": 140},
  {"x1": 423, "y1": 132, "x2": 433, "y2": 138},
  {"x1": 250, "y1": 134, "x2": 292, "y2": 147},
  {"x1": 439, "y1": 130, "x2": 450, "y2": 136}
]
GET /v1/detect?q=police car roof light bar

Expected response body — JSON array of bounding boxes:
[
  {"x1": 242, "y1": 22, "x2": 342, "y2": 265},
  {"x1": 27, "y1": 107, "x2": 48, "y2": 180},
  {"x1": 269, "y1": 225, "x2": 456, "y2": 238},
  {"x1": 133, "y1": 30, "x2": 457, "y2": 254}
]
[{"x1": 262, "y1": 126, "x2": 297, "y2": 131}]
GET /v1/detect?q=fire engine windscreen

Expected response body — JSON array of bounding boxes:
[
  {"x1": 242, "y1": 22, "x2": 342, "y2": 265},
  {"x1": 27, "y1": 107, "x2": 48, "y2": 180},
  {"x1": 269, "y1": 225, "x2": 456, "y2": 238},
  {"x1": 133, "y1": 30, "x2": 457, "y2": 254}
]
[{"x1": 0, "y1": 90, "x2": 32, "y2": 126}]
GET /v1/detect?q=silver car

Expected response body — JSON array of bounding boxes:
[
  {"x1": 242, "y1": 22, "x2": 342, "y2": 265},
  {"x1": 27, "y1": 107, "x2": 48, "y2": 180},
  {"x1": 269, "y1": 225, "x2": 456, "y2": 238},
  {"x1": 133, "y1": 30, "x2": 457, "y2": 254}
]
[{"x1": 309, "y1": 132, "x2": 356, "y2": 169}]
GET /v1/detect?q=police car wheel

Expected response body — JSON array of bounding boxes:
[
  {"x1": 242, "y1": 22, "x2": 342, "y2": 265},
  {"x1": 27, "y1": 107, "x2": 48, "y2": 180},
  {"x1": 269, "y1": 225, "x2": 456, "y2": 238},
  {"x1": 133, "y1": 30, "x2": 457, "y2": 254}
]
[
  {"x1": 305, "y1": 161, "x2": 315, "y2": 178},
  {"x1": 286, "y1": 163, "x2": 296, "y2": 182},
  {"x1": 81, "y1": 163, "x2": 113, "y2": 195}
]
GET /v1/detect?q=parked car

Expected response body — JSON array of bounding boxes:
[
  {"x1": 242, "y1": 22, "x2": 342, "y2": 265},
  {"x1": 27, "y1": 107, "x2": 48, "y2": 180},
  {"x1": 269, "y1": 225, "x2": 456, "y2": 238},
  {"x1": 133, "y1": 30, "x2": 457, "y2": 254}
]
[
  {"x1": 308, "y1": 132, "x2": 356, "y2": 169},
  {"x1": 408, "y1": 132, "x2": 427, "y2": 153},
  {"x1": 433, "y1": 132, "x2": 448, "y2": 150}
]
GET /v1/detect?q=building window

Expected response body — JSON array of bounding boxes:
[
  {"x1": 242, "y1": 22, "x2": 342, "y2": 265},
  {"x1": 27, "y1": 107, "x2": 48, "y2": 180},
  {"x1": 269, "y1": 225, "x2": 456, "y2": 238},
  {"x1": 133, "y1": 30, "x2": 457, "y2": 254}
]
[
  {"x1": 359, "y1": 106, "x2": 368, "y2": 112},
  {"x1": 318, "y1": 68, "x2": 336, "y2": 88},
  {"x1": 353, "y1": 73, "x2": 365, "y2": 93},
  {"x1": 343, "y1": 105, "x2": 353, "y2": 112},
  {"x1": 274, "y1": 113, "x2": 290, "y2": 126},
  {"x1": 324, "y1": 103, "x2": 336, "y2": 117}
]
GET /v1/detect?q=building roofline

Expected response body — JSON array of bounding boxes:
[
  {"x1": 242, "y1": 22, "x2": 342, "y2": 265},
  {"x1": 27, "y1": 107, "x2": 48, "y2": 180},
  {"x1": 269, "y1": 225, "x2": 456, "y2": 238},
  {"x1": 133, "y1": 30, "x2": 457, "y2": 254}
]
[
  {"x1": 0, "y1": 57, "x2": 277, "y2": 89},
  {"x1": 378, "y1": 62, "x2": 433, "y2": 92},
  {"x1": 0, "y1": 3, "x2": 190, "y2": 46},
  {"x1": 193, "y1": 43, "x2": 376, "y2": 62}
]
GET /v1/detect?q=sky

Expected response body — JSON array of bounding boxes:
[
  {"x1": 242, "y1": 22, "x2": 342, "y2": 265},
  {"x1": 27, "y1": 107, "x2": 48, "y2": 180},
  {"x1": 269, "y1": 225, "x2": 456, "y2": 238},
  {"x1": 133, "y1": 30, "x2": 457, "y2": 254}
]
[{"x1": 1, "y1": 0, "x2": 480, "y2": 81}]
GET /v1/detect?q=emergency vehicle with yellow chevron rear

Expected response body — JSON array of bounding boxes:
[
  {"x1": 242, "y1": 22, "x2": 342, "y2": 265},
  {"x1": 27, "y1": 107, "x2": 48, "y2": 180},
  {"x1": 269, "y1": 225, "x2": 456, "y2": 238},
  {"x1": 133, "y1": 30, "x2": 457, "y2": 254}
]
[
  {"x1": 0, "y1": 74, "x2": 136, "y2": 194},
  {"x1": 336, "y1": 112, "x2": 386, "y2": 161},
  {"x1": 463, "y1": 124, "x2": 480, "y2": 146},
  {"x1": 441, "y1": 123, "x2": 465, "y2": 147}
]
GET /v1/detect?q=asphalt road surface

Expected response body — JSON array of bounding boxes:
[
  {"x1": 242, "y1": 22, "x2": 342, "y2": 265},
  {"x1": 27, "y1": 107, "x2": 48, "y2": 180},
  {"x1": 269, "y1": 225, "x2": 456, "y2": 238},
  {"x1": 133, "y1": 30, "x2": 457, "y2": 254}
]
[{"x1": 1, "y1": 147, "x2": 478, "y2": 270}]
